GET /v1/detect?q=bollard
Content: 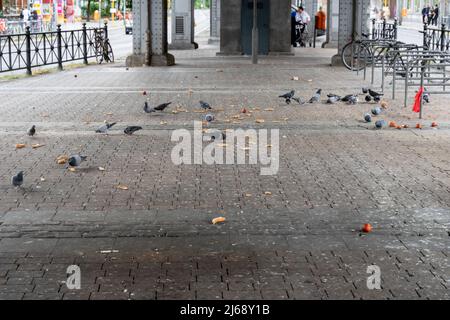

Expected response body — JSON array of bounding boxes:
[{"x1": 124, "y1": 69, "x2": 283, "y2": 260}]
[
  {"x1": 382, "y1": 18, "x2": 386, "y2": 39},
  {"x1": 57, "y1": 24, "x2": 63, "y2": 70},
  {"x1": 372, "y1": 19, "x2": 376, "y2": 39},
  {"x1": 104, "y1": 21, "x2": 108, "y2": 40},
  {"x1": 82, "y1": 23, "x2": 88, "y2": 65},
  {"x1": 25, "y1": 26, "x2": 32, "y2": 75},
  {"x1": 440, "y1": 23, "x2": 446, "y2": 52},
  {"x1": 423, "y1": 23, "x2": 428, "y2": 50}
]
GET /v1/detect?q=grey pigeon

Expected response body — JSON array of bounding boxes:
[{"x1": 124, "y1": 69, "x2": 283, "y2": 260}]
[
  {"x1": 326, "y1": 94, "x2": 341, "y2": 104},
  {"x1": 371, "y1": 107, "x2": 382, "y2": 115},
  {"x1": 375, "y1": 120, "x2": 386, "y2": 128},
  {"x1": 210, "y1": 130, "x2": 226, "y2": 141},
  {"x1": 423, "y1": 90, "x2": 430, "y2": 103},
  {"x1": 11, "y1": 171, "x2": 24, "y2": 187},
  {"x1": 200, "y1": 101, "x2": 212, "y2": 110},
  {"x1": 143, "y1": 101, "x2": 152, "y2": 113},
  {"x1": 373, "y1": 96, "x2": 381, "y2": 103},
  {"x1": 341, "y1": 94, "x2": 354, "y2": 102},
  {"x1": 364, "y1": 113, "x2": 372, "y2": 122},
  {"x1": 204, "y1": 114, "x2": 215, "y2": 122},
  {"x1": 27, "y1": 125, "x2": 36, "y2": 137},
  {"x1": 308, "y1": 89, "x2": 322, "y2": 103},
  {"x1": 144, "y1": 101, "x2": 171, "y2": 113},
  {"x1": 365, "y1": 95, "x2": 372, "y2": 102},
  {"x1": 95, "y1": 122, "x2": 117, "y2": 133},
  {"x1": 68, "y1": 154, "x2": 87, "y2": 167},
  {"x1": 153, "y1": 102, "x2": 172, "y2": 111},
  {"x1": 347, "y1": 95, "x2": 358, "y2": 105},
  {"x1": 124, "y1": 126, "x2": 143, "y2": 135},
  {"x1": 279, "y1": 90, "x2": 295, "y2": 100},
  {"x1": 362, "y1": 87, "x2": 369, "y2": 94}
]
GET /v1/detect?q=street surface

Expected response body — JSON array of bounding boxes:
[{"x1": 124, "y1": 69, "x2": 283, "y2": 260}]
[{"x1": 0, "y1": 17, "x2": 449, "y2": 300}]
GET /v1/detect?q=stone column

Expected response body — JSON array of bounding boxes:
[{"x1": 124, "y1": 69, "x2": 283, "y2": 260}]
[
  {"x1": 209, "y1": 0, "x2": 221, "y2": 44},
  {"x1": 169, "y1": 0, "x2": 197, "y2": 49},
  {"x1": 331, "y1": 0, "x2": 370, "y2": 65},
  {"x1": 126, "y1": 0, "x2": 175, "y2": 67},
  {"x1": 217, "y1": 0, "x2": 241, "y2": 55}
]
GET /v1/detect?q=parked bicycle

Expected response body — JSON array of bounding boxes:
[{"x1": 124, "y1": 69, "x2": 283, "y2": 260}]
[{"x1": 94, "y1": 29, "x2": 114, "y2": 64}]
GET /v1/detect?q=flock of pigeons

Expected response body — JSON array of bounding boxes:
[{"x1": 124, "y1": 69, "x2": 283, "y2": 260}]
[
  {"x1": 11, "y1": 99, "x2": 216, "y2": 189},
  {"x1": 11, "y1": 86, "x2": 431, "y2": 188},
  {"x1": 278, "y1": 87, "x2": 385, "y2": 106}
]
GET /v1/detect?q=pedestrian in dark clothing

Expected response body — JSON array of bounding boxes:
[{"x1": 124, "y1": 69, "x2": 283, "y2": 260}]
[
  {"x1": 291, "y1": 10, "x2": 297, "y2": 47},
  {"x1": 422, "y1": 6, "x2": 429, "y2": 24},
  {"x1": 432, "y1": 5, "x2": 439, "y2": 26}
]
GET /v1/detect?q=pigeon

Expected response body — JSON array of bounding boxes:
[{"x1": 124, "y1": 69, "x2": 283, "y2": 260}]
[
  {"x1": 144, "y1": 102, "x2": 171, "y2": 113},
  {"x1": 375, "y1": 120, "x2": 386, "y2": 128},
  {"x1": 124, "y1": 126, "x2": 143, "y2": 135},
  {"x1": 143, "y1": 101, "x2": 152, "y2": 113},
  {"x1": 364, "y1": 113, "x2": 372, "y2": 122},
  {"x1": 27, "y1": 125, "x2": 36, "y2": 137},
  {"x1": 308, "y1": 89, "x2": 322, "y2": 103},
  {"x1": 371, "y1": 107, "x2": 382, "y2": 115},
  {"x1": 279, "y1": 90, "x2": 295, "y2": 100},
  {"x1": 341, "y1": 94, "x2": 355, "y2": 102},
  {"x1": 362, "y1": 87, "x2": 369, "y2": 94},
  {"x1": 368, "y1": 89, "x2": 383, "y2": 97},
  {"x1": 200, "y1": 101, "x2": 212, "y2": 110},
  {"x1": 423, "y1": 90, "x2": 430, "y2": 103},
  {"x1": 153, "y1": 102, "x2": 172, "y2": 111},
  {"x1": 11, "y1": 171, "x2": 24, "y2": 187},
  {"x1": 365, "y1": 95, "x2": 372, "y2": 102},
  {"x1": 347, "y1": 95, "x2": 358, "y2": 105},
  {"x1": 210, "y1": 130, "x2": 226, "y2": 141},
  {"x1": 95, "y1": 122, "x2": 117, "y2": 133},
  {"x1": 204, "y1": 114, "x2": 215, "y2": 122},
  {"x1": 68, "y1": 154, "x2": 87, "y2": 167},
  {"x1": 326, "y1": 95, "x2": 341, "y2": 104},
  {"x1": 373, "y1": 96, "x2": 381, "y2": 103}
]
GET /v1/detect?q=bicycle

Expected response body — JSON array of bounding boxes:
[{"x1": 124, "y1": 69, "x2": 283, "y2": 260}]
[
  {"x1": 94, "y1": 29, "x2": 114, "y2": 64},
  {"x1": 341, "y1": 33, "x2": 418, "y2": 77},
  {"x1": 294, "y1": 21, "x2": 311, "y2": 47}
]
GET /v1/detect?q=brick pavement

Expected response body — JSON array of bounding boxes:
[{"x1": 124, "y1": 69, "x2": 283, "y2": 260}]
[{"x1": 0, "y1": 43, "x2": 449, "y2": 300}]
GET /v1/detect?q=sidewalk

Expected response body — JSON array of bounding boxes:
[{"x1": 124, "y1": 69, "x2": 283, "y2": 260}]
[{"x1": 0, "y1": 43, "x2": 449, "y2": 300}]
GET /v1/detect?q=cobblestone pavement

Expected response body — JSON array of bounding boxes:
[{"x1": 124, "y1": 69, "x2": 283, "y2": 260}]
[{"x1": 0, "y1": 42, "x2": 449, "y2": 300}]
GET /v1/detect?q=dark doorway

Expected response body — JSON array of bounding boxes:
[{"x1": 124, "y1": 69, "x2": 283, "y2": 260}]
[{"x1": 241, "y1": 0, "x2": 270, "y2": 55}]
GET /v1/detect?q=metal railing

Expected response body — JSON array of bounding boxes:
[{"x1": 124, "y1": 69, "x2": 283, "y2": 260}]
[
  {"x1": 371, "y1": 18, "x2": 398, "y2": 40},
  {"x1": 0, "y1": 22, "x2": 110, "y2": 75},
  {"x1": 421, "y1": 23, "x2": 450, "y2": 51}
]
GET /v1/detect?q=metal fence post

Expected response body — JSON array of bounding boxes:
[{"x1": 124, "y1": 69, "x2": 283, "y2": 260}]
[
  {"x1": 423, "y1": 23, "x2": 428, "y2": 50},
  {"x1": 440, "y1": 23, "x2": 446, "y2": 52},
  {"x1": 372, "y1": 19, "x2": 376, "y2": 39},
  {"x1": 393, "y1": 17, "x2": 398, "y2": 40},
  {"x1": 25, "y1": 26, "x2": 32, "y2": 75},
  {"x1": 382, "y1": 18, "x2": 386, "y2": 39},
  {"x1": 82, "y1": 23, "x2": 88, "y2": 64},
  {"x1": 57, "y1": 24, "x2": 63, "y2": 70}
]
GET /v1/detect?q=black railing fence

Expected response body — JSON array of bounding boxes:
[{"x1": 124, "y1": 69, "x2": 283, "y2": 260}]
[
  {"x1": 421, "y1": 23, "x2": 450, "y2": 51},
  {"x1": 0, "y1": 22, "x2": 109, "y2": 74},
  {"x1": 371, "y1": 18, "x2": 398, "y2": 40}
]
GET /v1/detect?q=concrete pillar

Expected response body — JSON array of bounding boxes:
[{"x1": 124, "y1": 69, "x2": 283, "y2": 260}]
[
  {"x1": 269, "y1": 0, "x2": 293, "y2": 55},
  {"x1": 209, "y1": 0, "x2": 221, "y2": 44},
  {"x1": 170, "y1": 0, "x2": 197, "y2": 49},
  {"x1": 126, "y1": 0, "x2": 175, "y2": 67},
  {"x1": 331, "y1": 0, "x2": 370, "y2": 65},
  {"x1": 322, "y1": 0, "x2": 339, "y2": 48},
  {"x1": 218, "y1": 0, "x2": 241, "y2": 55}
]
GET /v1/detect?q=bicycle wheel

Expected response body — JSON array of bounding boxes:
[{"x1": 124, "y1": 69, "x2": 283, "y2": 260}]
[
  {"x1": 105, "y1": 42, "x2": 114, "y2": 63},
  {"x1": 341, "y1": 41, "x2": 371, "y2": 71},
  {"x1": 96, "y1": 44, "x2": 104, "y2": 64}
]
